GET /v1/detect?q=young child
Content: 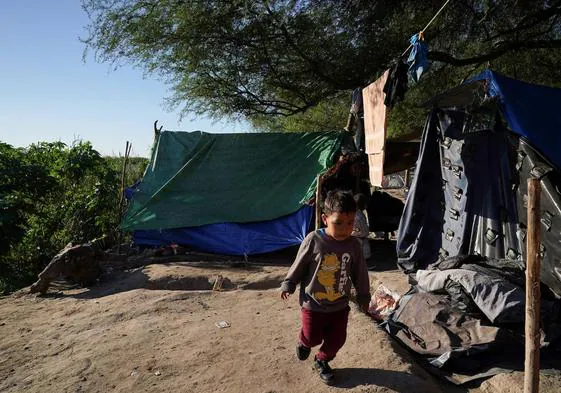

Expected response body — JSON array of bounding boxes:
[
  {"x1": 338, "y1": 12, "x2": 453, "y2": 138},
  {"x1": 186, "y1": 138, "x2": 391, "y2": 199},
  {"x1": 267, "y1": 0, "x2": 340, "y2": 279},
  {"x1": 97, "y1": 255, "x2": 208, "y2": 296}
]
[
  {"x1": 280, "y1": 190, "x2": 371, "y2": 385},
  {"x1": 352, "y1": 193, "x2": 371, "y2": 260}
]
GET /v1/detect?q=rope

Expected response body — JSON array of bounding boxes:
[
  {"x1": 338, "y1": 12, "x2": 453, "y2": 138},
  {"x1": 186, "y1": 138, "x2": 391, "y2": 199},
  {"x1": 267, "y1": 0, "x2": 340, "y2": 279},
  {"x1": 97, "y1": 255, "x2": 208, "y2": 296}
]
[{"x1": 400, "y1": 0, "x2": 454, "y2": 58}]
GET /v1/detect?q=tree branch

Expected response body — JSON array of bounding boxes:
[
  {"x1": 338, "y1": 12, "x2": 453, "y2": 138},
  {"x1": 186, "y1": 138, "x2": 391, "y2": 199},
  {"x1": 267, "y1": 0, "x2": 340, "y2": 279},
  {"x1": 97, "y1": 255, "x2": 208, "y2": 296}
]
[
  {"x1": 429, "y1": 39, "x2": 561, "y2": 66},
  {"x1": 262, "y1": 1, "x2": 343, "y2": 89},
  {"x1": 486, "y1": 1, "x2": 561, "y2": 41}
]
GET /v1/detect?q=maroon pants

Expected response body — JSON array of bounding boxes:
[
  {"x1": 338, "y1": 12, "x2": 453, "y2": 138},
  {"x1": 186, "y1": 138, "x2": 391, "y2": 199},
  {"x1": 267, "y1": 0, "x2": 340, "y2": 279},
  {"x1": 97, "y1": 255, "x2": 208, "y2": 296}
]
[{"x1": 299, "y1": 306, "x2": 350, "y2": 361}]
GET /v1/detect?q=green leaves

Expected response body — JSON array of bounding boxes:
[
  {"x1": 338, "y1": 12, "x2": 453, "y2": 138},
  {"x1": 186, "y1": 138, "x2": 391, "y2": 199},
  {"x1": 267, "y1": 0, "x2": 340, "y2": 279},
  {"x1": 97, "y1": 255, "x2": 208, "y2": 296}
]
[
  {"x1": 0, "y1": 141, "x2": 138, "y2": 294},
  {"x1": 82, "y1": 1, "x2": 561, "y2": 134}
]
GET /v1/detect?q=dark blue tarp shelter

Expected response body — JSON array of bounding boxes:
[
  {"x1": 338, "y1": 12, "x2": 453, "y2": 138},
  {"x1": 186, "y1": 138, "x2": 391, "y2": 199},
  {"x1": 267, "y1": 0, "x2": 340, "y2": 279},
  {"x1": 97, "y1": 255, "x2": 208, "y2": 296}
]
[
  {"x1": 397, "y1": 71, "x2": 561, "y2": 297},
  {"x1": 471, "y1": 70, "x2": 561, "y2": 170},
  {"x1": 132, "y1": 206, "x2": 312, "y2": 255}
]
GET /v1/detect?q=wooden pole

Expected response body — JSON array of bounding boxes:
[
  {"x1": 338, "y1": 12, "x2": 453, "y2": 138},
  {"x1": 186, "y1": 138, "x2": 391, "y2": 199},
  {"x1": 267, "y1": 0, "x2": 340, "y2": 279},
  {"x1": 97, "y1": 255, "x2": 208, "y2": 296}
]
[
  {"x1": 315, "y1": 174, "x2": 322, "y2": 230},
  {"x1": 118, "y1": 141, "x2": 130, "y2": 217},
  {"x1": 524, "y1": 178, "x2": 541, "y2": 393},
  {"x1": 404, "y1": 169, "x2": 410, "y2": 188},
  {"x1": 117, "y1": 141, "x2": 131, "y2": 253}
]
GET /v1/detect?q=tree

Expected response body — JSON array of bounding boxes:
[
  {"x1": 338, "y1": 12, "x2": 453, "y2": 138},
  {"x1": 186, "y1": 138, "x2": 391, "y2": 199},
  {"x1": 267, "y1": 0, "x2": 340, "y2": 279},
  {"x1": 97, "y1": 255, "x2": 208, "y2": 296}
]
[{"x1": 82, "y1": 0, "x2": 561, "y2": 135}]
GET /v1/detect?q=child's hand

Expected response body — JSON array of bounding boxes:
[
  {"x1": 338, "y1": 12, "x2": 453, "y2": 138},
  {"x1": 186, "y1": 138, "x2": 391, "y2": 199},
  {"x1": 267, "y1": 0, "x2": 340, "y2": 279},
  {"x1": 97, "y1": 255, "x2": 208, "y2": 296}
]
[{"x1": 281, "y1": 291, "x2": 290, "y2": 300}]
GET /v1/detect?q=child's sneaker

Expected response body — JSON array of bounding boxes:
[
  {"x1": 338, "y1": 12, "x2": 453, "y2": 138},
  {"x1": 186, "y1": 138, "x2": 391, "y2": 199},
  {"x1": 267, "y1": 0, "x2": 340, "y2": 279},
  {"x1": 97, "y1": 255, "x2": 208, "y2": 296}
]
[
  {"x1": 313, "y1": 356, "x2": 335, "y2": 385},
  {"x1": 296, "y1": 343, "x2": 311, "y2": 360}
]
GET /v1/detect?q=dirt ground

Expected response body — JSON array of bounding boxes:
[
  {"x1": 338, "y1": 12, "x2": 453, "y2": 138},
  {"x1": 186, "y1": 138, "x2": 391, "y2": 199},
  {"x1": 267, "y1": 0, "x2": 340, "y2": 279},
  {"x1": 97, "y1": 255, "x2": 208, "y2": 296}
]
[{"x1": 1, "y1": 240, "x2": 560, "y2": 393}]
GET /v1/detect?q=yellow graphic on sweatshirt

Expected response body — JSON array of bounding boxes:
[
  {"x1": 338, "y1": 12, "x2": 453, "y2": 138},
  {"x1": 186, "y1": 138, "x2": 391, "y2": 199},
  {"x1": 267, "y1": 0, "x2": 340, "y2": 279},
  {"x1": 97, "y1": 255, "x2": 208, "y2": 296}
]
[{"x1": 314, "y1": 253, "x2": 344, "y2": 302}]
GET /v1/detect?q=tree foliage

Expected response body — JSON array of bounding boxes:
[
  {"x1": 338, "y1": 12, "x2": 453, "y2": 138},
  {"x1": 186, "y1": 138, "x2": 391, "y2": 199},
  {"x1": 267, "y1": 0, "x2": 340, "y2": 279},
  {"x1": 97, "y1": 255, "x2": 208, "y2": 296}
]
[
  {"x1": 0, "y1": 142, "x2": 148, "y2": 294},
  {"x1": 251, "y1": 94, "x2": 349, "y2": 132},
  {"x1": 82, "y1": 0, "x2": 561, "y2": 134}
]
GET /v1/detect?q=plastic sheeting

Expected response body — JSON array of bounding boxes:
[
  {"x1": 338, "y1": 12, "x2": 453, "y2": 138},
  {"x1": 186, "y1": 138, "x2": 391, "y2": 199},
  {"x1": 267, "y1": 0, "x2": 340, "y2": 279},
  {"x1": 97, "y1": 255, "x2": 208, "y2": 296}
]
[
  {"x1": 121, "y1": 131, "x2": 342, "y2": 231},
  {"x1": 514, "y1": 140, "x2": 561, "y2": 296},
  {"x1": 396, "y1": 111, "x2": 444, "y2": 272},
  {"x1": 397, "y1": 103, "x2": 561, "y2": 297},
  {"x1": 133, "y1": 205, "x2": 313, "y2": 256},
  {"x1": 472, "y1": 70, "x2": 561, "y2": 171},
  {"x1": 415, "y1": 266, "x2": 525, "y2": 323}
]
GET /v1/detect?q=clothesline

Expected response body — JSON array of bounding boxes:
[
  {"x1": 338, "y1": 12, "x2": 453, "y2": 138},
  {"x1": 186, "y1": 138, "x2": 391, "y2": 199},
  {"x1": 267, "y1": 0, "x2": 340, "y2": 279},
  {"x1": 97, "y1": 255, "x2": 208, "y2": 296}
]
[{"x1": 400, "y1": 0, "x2": 454, "y2": 58}]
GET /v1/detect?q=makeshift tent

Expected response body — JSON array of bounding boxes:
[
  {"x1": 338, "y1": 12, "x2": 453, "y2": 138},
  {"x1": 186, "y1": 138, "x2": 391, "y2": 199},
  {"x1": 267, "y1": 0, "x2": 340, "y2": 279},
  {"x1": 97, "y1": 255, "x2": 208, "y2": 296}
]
[
  {"x1": 390, "y1": 71, "x2": 561, "y2": 383},
  {"x1": 122, "y1": 130, "x2": 344, "y2": 255},
  {"x1": 397, "y1": 70, "x2": 561, "y2": 297}
]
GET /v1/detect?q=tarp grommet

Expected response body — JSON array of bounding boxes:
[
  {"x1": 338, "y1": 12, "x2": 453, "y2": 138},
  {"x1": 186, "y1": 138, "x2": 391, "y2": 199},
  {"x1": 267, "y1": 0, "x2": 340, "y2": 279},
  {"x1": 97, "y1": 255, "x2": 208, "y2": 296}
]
[
  {"x1": 451, "y1": 165, "x2": 463, "y2": 178},
  {"x1": 530, "y1": 164, "x2": 552, "y2": 179},
  {"x1": 453, "y1": 187, "x2": 463, "y2": 200},
  {"x1": 485, "y1": 228, "x2": 499, "y2": 245},
  {"x1": 515, "y1": 151, "x2": 526, "y2": 171},
  {"x1": 506, "y1": 248, "x2": 520, "y2": 260},
  {"x1": 441, "y1": 137, "x2": 452, "y2": 149},
  {"x1": 541, "y1": 211, "x2": 553, "y2": 231},
  {"x1": 449, "y1": 208, "x2": 460, "y2": 221}
]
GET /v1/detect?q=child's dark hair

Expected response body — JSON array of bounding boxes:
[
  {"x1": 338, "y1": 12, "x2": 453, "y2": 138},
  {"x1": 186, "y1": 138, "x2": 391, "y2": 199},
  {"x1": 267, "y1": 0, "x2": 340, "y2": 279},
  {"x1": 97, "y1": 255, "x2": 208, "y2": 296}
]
[
  {"x1": 354, "y1": 193, "x2": 368, "y2": 210},
  {"x1": 323, "y1": 190, "x2": 357, "y2": 215}
]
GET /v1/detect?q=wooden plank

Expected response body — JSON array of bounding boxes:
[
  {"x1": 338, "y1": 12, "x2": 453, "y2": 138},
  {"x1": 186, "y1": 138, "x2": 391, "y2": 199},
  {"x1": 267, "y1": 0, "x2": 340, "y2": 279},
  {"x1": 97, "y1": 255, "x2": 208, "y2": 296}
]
[{"x1": 524, "y1": 178, "x2": 541, "y2": 393}]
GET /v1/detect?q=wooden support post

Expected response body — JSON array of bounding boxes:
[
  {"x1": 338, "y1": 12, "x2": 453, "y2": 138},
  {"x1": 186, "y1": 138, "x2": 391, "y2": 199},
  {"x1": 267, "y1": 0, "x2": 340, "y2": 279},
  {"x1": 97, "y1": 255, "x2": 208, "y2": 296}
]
[
  {"x1": 117, "y1": 141, "x2": 131, "y2": 254},
  {"x1": 404, "y1": 169, "x2": 410, "y2": 188},
  {"x1": 118, "y1": 142, "x2": 131, "y2": 217},
  {"x1": 344, "y1": 113, "x2": 355, "y2": 132},
  {"x1": 153, "y1": 120, "x2": 161, "y2": 136},
  {"x1": 524, "y1": 178, "x2": 541, "y2": 393},
  {"x1": 315, "y1": 174, "x2": 322, "y2": 230}
]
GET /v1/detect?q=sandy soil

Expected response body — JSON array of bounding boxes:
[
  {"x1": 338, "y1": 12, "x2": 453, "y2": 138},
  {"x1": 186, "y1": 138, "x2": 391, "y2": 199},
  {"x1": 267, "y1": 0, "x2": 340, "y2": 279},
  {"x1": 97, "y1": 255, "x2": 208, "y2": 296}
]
[{"x1": 1, "y1": 241, "x2": 560, "y2": 393}]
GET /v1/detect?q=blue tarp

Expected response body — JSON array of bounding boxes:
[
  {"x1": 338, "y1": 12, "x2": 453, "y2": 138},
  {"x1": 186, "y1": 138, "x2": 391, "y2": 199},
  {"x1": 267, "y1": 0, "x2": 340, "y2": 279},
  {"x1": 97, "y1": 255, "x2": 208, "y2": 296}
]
[
  {"x1": 472, "y1": 70, "x2": 561, "y2": 170},
  {"x1": 132, "y1": 205, "x2": 313, "y2": 255}
]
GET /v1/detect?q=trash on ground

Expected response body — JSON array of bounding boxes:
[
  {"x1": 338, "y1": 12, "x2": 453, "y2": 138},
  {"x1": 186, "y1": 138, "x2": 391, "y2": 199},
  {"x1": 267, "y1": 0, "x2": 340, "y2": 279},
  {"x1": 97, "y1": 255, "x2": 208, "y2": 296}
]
[
  {"x1": 215, "y1": 320, "x2": 231, "y2": 329},
  {"x1": 213, "y1": 275, "x2": 224, "y2": 291},
  {"x1": 368, "y1": 284, "x2": 401, "y2": 321}
]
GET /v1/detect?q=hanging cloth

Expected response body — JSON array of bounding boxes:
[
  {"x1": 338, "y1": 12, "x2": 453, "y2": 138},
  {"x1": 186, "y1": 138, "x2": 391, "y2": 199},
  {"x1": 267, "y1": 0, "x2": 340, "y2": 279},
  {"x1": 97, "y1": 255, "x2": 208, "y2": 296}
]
[
  {"x1": 383, "y1": 61, "x2": 409, "y2": 108},
  {"x1": 407, "y1": 33, "x2": 430, "y2": 83}
]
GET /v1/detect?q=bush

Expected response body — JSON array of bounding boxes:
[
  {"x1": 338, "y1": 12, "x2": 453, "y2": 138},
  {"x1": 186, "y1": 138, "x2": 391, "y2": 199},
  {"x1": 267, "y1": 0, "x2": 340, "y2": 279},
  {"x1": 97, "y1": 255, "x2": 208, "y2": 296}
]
[{"x1": 0, "y1": 141, "x2": 148, "y2": 294}]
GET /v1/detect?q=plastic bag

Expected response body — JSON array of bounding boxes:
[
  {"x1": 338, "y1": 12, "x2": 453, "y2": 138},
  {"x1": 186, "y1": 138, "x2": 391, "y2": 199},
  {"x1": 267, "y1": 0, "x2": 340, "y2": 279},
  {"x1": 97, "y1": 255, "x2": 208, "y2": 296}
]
[{"x1": 368, "y1": 284, "x2": 401, "y2": 321}]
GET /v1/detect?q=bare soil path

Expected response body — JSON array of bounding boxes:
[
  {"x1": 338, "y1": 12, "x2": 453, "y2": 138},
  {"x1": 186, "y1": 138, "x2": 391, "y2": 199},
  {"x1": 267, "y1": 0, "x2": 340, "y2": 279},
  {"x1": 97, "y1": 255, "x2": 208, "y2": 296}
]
[{"x1": 1, "y1": 241, "x2": 559, "y2": 392}]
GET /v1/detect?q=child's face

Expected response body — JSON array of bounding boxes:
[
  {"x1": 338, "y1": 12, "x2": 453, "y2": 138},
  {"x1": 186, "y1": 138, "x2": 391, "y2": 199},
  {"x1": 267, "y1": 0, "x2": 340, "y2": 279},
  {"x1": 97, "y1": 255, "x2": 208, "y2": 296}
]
[{"x1": 322, "y1": 211, "x2": 356, "y2": 241}]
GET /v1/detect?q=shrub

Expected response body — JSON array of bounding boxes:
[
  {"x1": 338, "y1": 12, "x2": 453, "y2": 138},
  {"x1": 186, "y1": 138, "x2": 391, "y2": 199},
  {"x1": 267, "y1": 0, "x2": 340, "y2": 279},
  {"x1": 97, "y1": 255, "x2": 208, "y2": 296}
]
[{"x1": 0, "y1": 141, "x2": 147, "y2": 294}]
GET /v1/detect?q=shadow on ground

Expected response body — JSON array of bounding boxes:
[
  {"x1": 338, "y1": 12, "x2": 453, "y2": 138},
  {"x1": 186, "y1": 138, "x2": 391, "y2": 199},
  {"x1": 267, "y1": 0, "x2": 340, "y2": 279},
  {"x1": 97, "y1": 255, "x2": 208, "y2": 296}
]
[
  {"x1": 39, "y1": 260, "x2": 285, "y2": 300},
  {"x1": 334, "y1": 367, "x2": 469, "y2": 392},
  {"x1": 34, "y1": 239, "x2": 399, "y2": 300}
]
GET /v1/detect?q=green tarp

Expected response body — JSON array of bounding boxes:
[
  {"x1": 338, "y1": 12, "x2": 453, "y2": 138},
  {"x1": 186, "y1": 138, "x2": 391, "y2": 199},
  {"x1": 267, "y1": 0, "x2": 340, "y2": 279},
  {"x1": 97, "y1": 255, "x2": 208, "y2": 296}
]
[{"x1": 121, "y1": 131, "x2": 343, "y2": 230}]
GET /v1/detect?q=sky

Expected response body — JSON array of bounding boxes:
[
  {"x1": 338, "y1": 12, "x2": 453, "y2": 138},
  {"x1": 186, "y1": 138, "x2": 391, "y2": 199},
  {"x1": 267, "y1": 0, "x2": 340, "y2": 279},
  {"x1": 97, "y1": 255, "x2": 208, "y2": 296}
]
[{"x1": 0, "y1": 1, "x2": 249, "y2": 157}]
